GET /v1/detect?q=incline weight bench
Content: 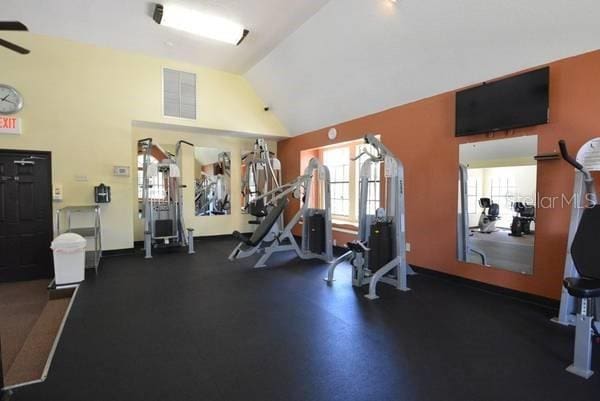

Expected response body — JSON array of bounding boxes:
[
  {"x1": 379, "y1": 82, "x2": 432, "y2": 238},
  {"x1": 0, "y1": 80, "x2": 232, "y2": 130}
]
[{"x1": 229, "y1": 198, "x2": 289, "y2": 267}]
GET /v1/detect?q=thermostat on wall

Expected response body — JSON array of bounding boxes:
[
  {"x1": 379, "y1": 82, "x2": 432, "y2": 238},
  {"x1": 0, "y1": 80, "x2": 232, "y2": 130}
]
[{"x1": 113, "y1": 166, "x2": 130, "y2": 177}]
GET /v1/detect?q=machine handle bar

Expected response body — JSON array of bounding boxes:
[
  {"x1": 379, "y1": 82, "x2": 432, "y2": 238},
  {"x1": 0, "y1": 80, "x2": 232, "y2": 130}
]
[{"x1": 558, "y1": 140, "x2": 584, "y2": 171}]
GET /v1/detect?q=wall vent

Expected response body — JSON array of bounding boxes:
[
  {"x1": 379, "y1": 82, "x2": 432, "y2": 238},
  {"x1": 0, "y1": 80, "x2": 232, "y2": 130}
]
[{"x1": 163, "y1": 68, "x2": 196, "y2": 120}]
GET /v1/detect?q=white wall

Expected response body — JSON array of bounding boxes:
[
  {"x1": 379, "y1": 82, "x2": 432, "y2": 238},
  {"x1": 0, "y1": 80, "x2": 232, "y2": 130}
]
[{"x1": 247, "y1": 0, "x2": 600, "y2": 134}]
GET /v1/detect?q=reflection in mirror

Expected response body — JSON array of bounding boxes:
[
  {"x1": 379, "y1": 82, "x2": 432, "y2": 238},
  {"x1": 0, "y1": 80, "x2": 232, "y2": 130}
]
[
  {"x1": 194, "y1": 148, "x2": 231, "y2": 216},
  {"x1": 457, "y1": 136, "x2": 538, "y2": 275},
  {"x1": 240, "y1": 139, "x2": 281, "y2": 216}
]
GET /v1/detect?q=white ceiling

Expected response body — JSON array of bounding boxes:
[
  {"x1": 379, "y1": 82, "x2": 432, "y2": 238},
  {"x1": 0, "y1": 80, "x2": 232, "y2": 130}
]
[
  {"x1": 460, "y1": 135, "x2": 538, "y2": 166},
  {"x1": 246, "y1": 0, "x2": 600, "y2": 135},
  {"x1": 195, "y1": 146, "x2": 225, "y2": 165},
  {"x1": 1, "y1": 0, "x2": 330, "y2": 73}
]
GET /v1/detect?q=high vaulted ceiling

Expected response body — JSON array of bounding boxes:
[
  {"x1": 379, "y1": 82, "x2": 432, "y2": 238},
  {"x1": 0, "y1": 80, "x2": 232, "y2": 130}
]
[
  {"x1": 4, "y1": 1, "x2": 600, "y2": 136},
  {"x1": 246, "y1": 0, "x2": 600, "y2": 135},
  {"x1": 2, "y1": 0, "x2": 330, "y2": 73}
]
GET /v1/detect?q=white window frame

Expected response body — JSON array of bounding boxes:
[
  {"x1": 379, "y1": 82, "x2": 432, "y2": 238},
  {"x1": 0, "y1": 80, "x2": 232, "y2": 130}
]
[
  {"x1": 354, "y1": 143, "x2": 382, "y2": 218},
  {"x1": 323, "y1": 146, "x2": 351, "y2": 218},
  {"x1": 315, "y1": 139, "x2": 383, "y2": 225}
]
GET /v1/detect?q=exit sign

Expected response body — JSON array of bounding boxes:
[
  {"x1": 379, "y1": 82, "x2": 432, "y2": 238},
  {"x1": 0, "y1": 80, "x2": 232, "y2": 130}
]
[{"x1": 0, "y1": 117, "x2": 21, "y2": 134}]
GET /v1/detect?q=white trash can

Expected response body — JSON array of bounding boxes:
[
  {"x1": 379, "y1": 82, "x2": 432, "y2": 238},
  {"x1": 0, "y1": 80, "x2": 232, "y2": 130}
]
[{"x1": 51, "y1": 233, "x2": 87, "y2": 286}]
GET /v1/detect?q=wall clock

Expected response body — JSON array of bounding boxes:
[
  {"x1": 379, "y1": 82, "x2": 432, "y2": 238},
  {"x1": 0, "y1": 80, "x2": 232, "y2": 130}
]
[{"x1": 0, "y1": 84, "x2": 24, "y2": 115}]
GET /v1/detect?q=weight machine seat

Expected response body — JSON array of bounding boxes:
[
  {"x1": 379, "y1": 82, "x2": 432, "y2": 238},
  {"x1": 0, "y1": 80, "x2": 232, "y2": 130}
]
[
  {"x1": 232, "y1": 197, "x2": 288, "y2": 247},
  {"x1": 346, "y1": 242, "x2": 366, "y2": 253},
  {"x1": 248, "y1": 197, "x2": 268, "y2": 218},
  {"x1": 480, "y1": 198, "x2": 500, "y2": 221},
  {"x1": 563, "y1": 278, "x2": 600, "y2": 299},
  {"x1": 514, "y1": 202, "x2": 536, "y2": 219},
  {"x1": 564, "y1": 205, "x2": 600, "y2": 299}
]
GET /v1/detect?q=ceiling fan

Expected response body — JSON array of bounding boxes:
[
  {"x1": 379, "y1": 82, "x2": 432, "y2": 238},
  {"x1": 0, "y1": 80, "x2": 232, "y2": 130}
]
[{"x1": 0, "y1": 21, "x2": 30, "y2": 55}]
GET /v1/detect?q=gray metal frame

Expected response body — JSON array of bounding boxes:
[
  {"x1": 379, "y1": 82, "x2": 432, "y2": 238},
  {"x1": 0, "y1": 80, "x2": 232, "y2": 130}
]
[
  {"x1": 552, "y1": 138, "x2": 600, "y2": 378},
  {"x1": 325, "y1": 134, "x2": 415, "y2": 300},
  {"x1": 242, "y1": 139, "x2": 282, "y2": 212},
  {"x1": 138, "y1": 138, "x2": 195, "y2": 259},
  {"x1": 229, "y1": 158, "x2": 333, "y2": 268},
  {"x1": 457, "y1": 165, "x2": 488, "y2": 265},
  {"x1": 56, "y1": 205, "x2": 102, "y2": 273},
  {"x1": 553, "y1": 138, "x2": 600, "y2": 328}
]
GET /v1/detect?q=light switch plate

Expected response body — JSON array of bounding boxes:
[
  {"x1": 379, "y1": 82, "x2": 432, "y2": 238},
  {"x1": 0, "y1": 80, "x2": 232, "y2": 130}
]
[
  {"x1": 113, "y1": 166, "x2": 130, "y2": 177},
  {"x1": 53, "y1": 184, "x2": 63, "y2": 201}
]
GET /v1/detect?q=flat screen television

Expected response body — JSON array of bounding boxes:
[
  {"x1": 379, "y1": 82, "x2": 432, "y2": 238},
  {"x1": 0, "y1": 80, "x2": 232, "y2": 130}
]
[{"x1": 455, "y1": 67, "x2": 549, "y2": 137}]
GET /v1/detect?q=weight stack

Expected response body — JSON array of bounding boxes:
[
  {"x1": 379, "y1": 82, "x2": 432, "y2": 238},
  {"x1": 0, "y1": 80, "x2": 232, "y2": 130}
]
[
  {"x1": 306, "y1": 211, "x2": 326, "y2": 254},
  {"x1": 368, "y1": 221, "x2": 393, "y2": 272}
]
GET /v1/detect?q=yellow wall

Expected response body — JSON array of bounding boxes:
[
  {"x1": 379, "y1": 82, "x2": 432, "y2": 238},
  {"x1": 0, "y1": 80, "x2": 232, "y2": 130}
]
[
  {"x1": 0, "y1": 33, "x2": 288, "y2": 250},
  {"x1": 132, "y1": 126, "x2": 277, "y2": 241}
]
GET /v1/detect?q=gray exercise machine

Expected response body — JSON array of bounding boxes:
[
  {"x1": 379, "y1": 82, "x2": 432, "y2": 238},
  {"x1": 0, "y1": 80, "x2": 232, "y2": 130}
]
[
  {"x1": 457, "y1": 165, "x2": 488, "y2": 265},
  {"x1": 138, "y1": 138, "x2": 195, "y2": 259},
  {"x1": 241, "y1": 138, "x2": 282, "y2": 219},
  {"x1": 229, "y1": 157, "x2": 333, "y2": 268},
  {"x1": 553, "y1": 139, "x2": 600, "y2": 379},
  {"x1": 195, "y1": 153, "x2": 231, "y2": 216},
  {"x1": 325, "y1": 134, "x2": 414, "y2": 300}
]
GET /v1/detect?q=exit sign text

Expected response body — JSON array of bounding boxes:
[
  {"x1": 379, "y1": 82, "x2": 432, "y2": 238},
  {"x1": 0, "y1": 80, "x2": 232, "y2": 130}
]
[{"x1": 0, "y1": 117, "x2": 21, "y2": 134}]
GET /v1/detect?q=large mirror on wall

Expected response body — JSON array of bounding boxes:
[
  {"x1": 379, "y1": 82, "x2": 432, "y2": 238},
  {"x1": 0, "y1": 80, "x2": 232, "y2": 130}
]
[
  {"x1": 240, "y1": 140, "x2": 281, "y2": 216},
  {"x1": 194, "y1": 147, "x2": 231, "y2": 216},
  {"x1": 457, "y1": 136, "x2": 538, "y2": 275}
]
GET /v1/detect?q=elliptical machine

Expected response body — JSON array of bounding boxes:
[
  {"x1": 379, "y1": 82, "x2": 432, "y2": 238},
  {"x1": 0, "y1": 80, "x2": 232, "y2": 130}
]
[
  {"x1": 509, "y1": 202, "x2": 535, "y2": 237},
  {"x1": 478, "y1": 198, "x2": 500, "y2": 233},
  {"x1": 553, "y1": 139, "x2": 600, "y2": 379}
]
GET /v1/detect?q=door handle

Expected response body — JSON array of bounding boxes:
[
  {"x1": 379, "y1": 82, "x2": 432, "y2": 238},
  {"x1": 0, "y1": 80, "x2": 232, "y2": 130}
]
[{"x1": 14, "y1": 160, "x2": 35, "y2": 166}]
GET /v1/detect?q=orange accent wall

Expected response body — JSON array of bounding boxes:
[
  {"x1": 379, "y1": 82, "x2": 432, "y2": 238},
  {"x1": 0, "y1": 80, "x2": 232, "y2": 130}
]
[{"x1": 278, "y1": 50, "x2": 600, "y2": 300}]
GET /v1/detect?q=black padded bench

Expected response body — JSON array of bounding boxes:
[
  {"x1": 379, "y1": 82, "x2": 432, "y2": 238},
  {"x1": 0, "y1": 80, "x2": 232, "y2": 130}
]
[{"x1": 233, "y1": 197, "x2": 288, "y2": 248}]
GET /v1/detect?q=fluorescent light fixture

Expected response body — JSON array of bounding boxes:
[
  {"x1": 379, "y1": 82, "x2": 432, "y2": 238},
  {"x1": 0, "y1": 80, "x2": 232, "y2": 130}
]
[{"x1": 153, "y1": 4, "x2": 249, "y2": 46}]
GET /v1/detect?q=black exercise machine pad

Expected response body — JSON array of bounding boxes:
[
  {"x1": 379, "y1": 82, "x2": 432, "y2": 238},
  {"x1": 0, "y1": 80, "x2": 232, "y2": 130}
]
[
  {"x1": 233, "y1": 197, "x2": 288, "y2": 247},
  {"x1": 571, "y1": 205, "x2": 600, "y2": 280},
  {"x1": 566, "y1": 205, "x2": 600, "y2": 298}
]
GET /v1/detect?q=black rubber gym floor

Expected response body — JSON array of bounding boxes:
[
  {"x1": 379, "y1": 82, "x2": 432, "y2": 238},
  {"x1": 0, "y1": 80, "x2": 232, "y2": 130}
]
[{"x1": 12, "y1": 237, "x2": 600, "y2": 401}]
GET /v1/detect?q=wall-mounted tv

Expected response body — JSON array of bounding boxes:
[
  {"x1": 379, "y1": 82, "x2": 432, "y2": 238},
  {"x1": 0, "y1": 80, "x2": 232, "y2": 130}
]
[{"x1": 455, "y1": 67, "x2": 549, "y2": 137}]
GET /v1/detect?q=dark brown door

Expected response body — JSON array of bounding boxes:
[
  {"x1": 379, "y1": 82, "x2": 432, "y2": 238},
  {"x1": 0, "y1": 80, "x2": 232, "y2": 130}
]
[{"x1": 0, "y1": 150, "x2": 53, "y2": 282}]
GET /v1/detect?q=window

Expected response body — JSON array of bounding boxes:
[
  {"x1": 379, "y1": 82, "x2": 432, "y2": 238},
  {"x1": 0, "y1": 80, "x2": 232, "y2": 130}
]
[
  {"x1": 355, "y1": 144, "x2": 381, "y2": 216},
  {"x1": 489, "y1": 176, "x2": 517, "y2": 228},
  {"x1": 310, "y1": 137, "x2": 383, "y2": 224},
  {"x1": 163, "y1": 68, "x2": 197, "y2": 119},
  {"x1": 323, "y1": 147, "x2": 350, "y2": 217},
  {"x1": 466, "y1": 175, "x2": 481, "y2": 228},
  {"x1": 137, "y1": 154, "x2": 167, "y2": 200}
]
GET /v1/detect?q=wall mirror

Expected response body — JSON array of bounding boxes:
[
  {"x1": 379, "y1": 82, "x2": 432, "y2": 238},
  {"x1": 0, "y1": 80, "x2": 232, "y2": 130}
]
[
  {"x1": 457, "y1": 136, "x2": 538, "y2": 275},
  {"x1": 240, "y1": 141, "x2": 281, "y2": 215},
  {"x1": 194, "y1": 147, "x2": 231, "y2": 216}
]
